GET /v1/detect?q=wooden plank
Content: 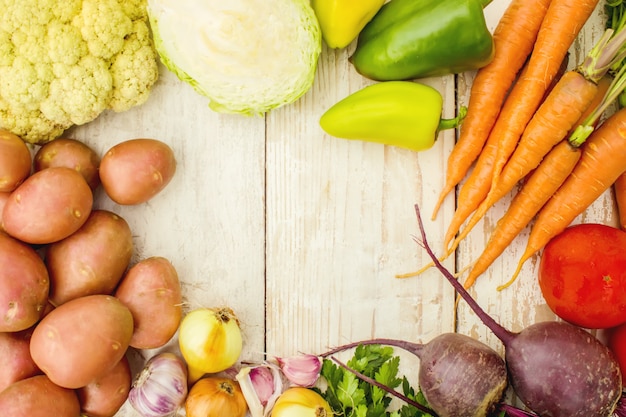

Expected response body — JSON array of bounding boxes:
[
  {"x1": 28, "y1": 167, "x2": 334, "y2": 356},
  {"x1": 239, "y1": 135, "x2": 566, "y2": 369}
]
[{"x1": 264, "y1": 42, "x2": 457, "y2": 384}]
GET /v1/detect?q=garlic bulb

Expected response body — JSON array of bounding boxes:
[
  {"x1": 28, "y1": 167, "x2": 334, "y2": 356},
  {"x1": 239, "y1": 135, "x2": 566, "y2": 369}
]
[{"x1": 128, "y1": 352, "x2": 188, "y2": 417}]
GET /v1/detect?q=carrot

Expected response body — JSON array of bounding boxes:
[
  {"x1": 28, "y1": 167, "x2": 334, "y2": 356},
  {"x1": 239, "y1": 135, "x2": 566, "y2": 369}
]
[
  {"x1": 614, "y1": 171, "x2": 626, "y2": 230},
  {"x1": 431, "y1": 0, "x2": 552, "y2": 220},
  {"x1": 447, "y1": 29, "x2": 626, "y2": 253},
  {"x1": 462, "y1": 140, "x2": 582, "y2": 290},
  {"x1": 487, "y1": 0, "x2": 600, "y2": 192},
  {"x1": 440, "y1": 0, "x2": 599, "y2": 251},
  {"x1": 510, "y1": 105, "x2": 626, "y2": 285}
]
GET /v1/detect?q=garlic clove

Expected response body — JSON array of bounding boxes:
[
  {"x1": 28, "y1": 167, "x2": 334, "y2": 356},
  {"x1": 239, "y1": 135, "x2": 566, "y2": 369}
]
[
  {"x1": 236, "y1": 362, "x2": 284, "y2": 417},
  {"x1": 275, "y1": 354, "x2": 322, "y2": 388}
]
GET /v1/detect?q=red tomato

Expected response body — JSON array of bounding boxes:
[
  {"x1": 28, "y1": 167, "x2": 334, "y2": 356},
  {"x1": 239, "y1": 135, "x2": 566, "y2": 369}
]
[
  {"x1": 538, "y1": 223, "x2": 626, "y2": 329},
  {"x1": 607, "y1": 323, "x2": 626, "y2": 385}
]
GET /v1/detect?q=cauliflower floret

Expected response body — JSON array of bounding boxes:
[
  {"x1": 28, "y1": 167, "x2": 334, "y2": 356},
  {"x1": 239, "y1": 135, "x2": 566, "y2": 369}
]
[
  {"x1": 0, "y1": 0, "x2": 159, "y2": 144},
  {"x1": 109, "y1": 20, "x2": 159, "y2": 112}
]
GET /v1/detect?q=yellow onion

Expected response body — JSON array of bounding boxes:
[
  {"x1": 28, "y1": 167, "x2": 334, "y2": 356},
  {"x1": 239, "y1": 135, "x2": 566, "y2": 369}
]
[
  {"x1": 271, "y1": 387, "x2": 332, "y2": 417},
  {"x1": 185, "y1": 376, "x2": 248, "y2": 417},
  {"x1": 178, "y1": 307, "x2": 243, "y2": 383}
]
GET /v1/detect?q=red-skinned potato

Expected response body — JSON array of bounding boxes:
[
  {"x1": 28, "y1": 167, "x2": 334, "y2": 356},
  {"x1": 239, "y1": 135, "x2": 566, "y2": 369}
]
[
  {"x1": 30, "y1": 295, "x2": 134, "y2": 389},
  {"x1": 0, "y1": 328, "x2": 41, "y2": 392},
  {"x1": 115, "y1": 257, "x2": 182, "y2": 349},
  {"x1": 77, "y1": 355, "x2": 132, "y2": 417},
  {"x1": 46, "y1": 210, "x2": 134, "y2": 306},
  {"x1": 0, "y1": 375, "x2": 80, "y2": 417},
  {"x1": 0, "y1": 232, "x2": 49, "y2": 332},
  {"x1": 100, "y1": 138, "x2": 176, "y2": 205},
  {"x1": 2, "y1": 167, "x2": 93, "y2": 244},
  {"x1": 0, "y1": 129, "x2": 31, "y2": 193},
  {"x1": 0, "y1": 192, "x2": 10, "y2": 232},
  {"x1": 33, "y1": 138, "x2": 100, "y2": 190}
]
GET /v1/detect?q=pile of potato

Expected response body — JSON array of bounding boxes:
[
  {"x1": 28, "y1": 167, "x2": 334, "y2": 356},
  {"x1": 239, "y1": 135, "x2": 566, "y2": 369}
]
[{"x1": 0, "y1": 130, "x2": 181, "y2": 417}]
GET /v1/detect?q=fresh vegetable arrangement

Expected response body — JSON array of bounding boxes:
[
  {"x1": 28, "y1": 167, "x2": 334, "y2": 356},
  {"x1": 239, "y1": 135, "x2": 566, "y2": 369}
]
[{"x1": 1, "y1": 0, "x2": 626, "y2": 416}]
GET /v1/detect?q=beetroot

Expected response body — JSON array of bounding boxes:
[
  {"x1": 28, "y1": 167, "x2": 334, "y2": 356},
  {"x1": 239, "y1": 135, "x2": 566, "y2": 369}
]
[
  {"x1": 414, "y1": 205, "x2": 622, "y2": 417},
  {"x1": 323, "y1": 333, "x2": 508, "y2": 417}
]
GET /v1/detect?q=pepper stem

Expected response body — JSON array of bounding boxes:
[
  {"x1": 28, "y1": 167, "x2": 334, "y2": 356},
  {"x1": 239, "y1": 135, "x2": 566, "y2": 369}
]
[{"x1": 437, "y1": 106, "x2": 468, "y2": 134}]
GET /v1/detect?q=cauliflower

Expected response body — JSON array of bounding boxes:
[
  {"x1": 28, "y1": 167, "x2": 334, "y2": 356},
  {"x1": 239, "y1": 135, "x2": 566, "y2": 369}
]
[{"x1": 0, "y1": 0, "x2": 159, "y2": 144}]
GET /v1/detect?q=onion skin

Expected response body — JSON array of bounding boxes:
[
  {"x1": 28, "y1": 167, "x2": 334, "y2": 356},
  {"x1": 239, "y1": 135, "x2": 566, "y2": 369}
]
[
  {"x1": 185, "y1": 377, "x2": 248, "y2": 417},
  {"x1": 271, "y1": 387, "x2": 332, "y2": 417},
  {"x1": 178, "y1": 307, "x2": 243, "y2": 383}
]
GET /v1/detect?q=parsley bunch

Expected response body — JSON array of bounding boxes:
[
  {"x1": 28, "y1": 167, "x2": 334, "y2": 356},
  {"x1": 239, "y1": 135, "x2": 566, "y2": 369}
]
[{"x1": 316, "y1": 344, "x2": 432, "y2": 417}]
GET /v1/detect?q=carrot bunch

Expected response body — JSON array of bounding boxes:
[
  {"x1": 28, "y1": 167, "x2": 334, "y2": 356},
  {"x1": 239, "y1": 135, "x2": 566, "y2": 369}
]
[{"x1": 416, "y1": 0, "x2": 626, "y2": 289}]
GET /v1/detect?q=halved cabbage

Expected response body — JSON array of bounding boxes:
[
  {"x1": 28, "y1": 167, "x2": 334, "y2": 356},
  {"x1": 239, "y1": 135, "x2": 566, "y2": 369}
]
[{"x1": 147, "y1": 0, "x2": 322, "y2": 115}]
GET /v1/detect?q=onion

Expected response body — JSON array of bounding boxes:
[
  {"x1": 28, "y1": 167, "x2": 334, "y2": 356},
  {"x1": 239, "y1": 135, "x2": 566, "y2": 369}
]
[
  {"x1": 178, "y1": 307, "x2": 243, "y2": 383},
  {"x1": 271, "y1": 387, "x2": 332, "y2": 417},
  {"x1": 128, "y1": 352, "x2": 188, "y2": 417},
  {"x1": 185, "y1": 376, "x2": 248, "y2": 417}
]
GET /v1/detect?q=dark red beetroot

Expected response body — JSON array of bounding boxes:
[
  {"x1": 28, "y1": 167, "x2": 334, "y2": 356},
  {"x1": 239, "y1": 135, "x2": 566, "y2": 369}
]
[
  {"x1": 323, "y1": 333, "x2": 508, "y2": 417},
  {"x1": 413, "y1": 205, "x2": 622, "y2": 417}
]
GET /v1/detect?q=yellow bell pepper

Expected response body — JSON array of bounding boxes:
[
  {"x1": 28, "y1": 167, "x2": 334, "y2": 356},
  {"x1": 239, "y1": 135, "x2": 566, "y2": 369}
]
[{"x1": 311, "y1": 0, "x2": 385, "y2": 49}]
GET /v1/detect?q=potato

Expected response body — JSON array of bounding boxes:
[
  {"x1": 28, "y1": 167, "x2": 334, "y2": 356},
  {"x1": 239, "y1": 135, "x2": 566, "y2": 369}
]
[
  {"x1": 0, "y1": 375, "x2": 80, "y2": 417},
  {"x1": 46, "y1": 210, "x2": 134, "y2": 306},
  {"x1": 34, "y1": 138, "x2": 101, "y2": 190},
  {"x1": 115, "y1": 257, "x2": 182, "y2": 349},
  {"x1": 99, "y1": 138, "x2": 176, "y2": 205},
  {"x1": 2, "y1": 166, "x2": 93, "y2": 244},
  {"x1": 77, "y1": 355, "x2": 131, "y2": 417},
  {"x1": 30, "y1": 294, "x2": 134, "y2": 389},
  {"x1": 0, "y1": 328, "x2": 41, "y2": 392},
  {"x1": 0, "y1": 192, "x2": 10, "y2": 232},
  {"x1": 0, "y1": 232, "x2": 49, "y2": 332},
  {"x1": 0, "y1": 129, "x2": 31, "y2": 193}
]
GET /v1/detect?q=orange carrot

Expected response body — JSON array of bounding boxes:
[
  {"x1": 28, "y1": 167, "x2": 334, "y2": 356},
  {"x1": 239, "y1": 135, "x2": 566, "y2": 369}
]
[
  {"x1": 462, "y1": 140, "x2": 582, "y2": 290},
  {"x1": 440, "y1": 0, "x2": 600, "y2": 251},
  {"x1": 487, "y1": 0, "x2": 600, "y2": 192},
  {"x1": 448, "y1": 29, "x2": 626, "y2": 253},
  {"x1": 614, "y1": 171, "x2": 626, "y2": 230},
  {"x1": 510, "y1": 105, "x2": 626, "y2": 284},
  {"x1": 431, "y1": 0, "x2": 552, "y2": 220}
]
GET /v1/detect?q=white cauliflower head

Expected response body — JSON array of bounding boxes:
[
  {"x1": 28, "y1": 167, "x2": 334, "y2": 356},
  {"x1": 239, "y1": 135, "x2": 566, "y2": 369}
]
[{"x1": 0, "y1": 0, "x2": 159, "y2": 144}]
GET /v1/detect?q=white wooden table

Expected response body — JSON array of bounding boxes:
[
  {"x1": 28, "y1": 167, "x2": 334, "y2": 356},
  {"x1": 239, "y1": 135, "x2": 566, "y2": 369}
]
[{"x1": 65, "y1": 1, "x2": 613, "y2": 415}]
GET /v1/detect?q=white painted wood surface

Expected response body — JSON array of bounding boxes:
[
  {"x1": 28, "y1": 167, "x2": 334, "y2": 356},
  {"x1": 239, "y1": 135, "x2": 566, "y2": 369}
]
[{"x1": 65, "y1": 1, "x2": 611, "y2": 415}]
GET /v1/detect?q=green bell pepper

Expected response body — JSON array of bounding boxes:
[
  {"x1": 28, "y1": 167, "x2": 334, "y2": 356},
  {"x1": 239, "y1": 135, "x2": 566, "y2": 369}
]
[
  {"x1": 350, "y1": 0, "x2": 495, "y2": 81},
  {"x1": 319, "y1": 81, "x2": 466, "y2": 151}
]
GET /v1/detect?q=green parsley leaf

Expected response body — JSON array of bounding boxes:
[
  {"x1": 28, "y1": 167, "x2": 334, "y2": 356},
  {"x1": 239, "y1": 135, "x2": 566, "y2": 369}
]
[{"x1": 318, "y1": 344, "x2": 433, "y2": 417}]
